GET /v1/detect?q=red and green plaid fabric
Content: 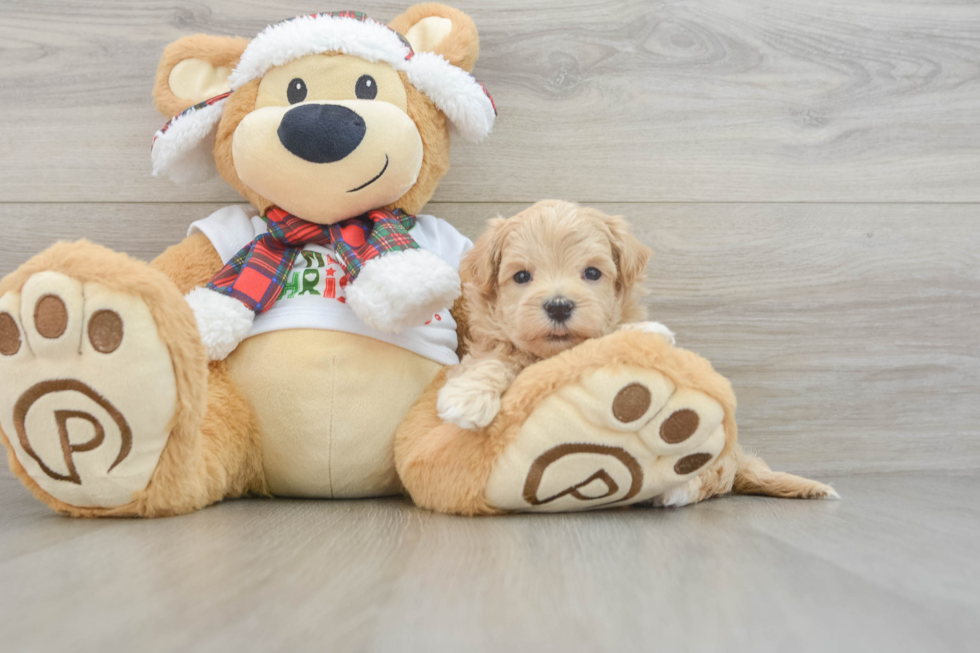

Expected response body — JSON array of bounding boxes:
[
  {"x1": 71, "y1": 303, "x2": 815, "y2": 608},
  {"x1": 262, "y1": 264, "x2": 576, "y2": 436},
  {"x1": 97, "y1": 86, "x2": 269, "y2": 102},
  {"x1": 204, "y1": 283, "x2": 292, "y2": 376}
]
[
  {"x1": 152, "y1": 92, "x2": 230, "y2": 147},
  {"x1": 207, "y1": 207, "x2": 418, "y2": 313}
]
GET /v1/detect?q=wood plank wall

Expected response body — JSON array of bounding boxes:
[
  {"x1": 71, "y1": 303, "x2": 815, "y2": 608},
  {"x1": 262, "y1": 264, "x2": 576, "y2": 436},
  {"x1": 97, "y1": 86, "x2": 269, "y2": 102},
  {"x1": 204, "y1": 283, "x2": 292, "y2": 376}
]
[{"x1": 0, "y1": 1, "x2": 977, "y2": 474}]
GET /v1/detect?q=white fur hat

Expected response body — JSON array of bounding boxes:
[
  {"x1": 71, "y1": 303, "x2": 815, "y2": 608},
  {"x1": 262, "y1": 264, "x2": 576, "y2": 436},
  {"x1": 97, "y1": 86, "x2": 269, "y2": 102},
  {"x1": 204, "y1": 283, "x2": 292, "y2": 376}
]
[{"x1": 152, "y1": 11, "x2": 496, "y2": 184}]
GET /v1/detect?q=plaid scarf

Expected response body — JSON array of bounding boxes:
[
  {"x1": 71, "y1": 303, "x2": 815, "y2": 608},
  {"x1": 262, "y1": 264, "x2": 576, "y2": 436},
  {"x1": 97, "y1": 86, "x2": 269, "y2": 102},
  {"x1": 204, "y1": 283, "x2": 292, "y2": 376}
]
[{"x1": 207, "y1": 207, "x2": 418, "y2": 313}]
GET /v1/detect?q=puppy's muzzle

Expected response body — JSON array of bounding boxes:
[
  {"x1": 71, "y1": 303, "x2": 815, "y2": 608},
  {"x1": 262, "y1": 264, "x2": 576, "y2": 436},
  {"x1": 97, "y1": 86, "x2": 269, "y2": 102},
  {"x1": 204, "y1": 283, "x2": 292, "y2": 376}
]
[
  {"x1": 277, "y1": 103, "x2": 366, "y2": 164},
  {"x1": 544, "y1": 297, "x2": 575, "y2": 324}
]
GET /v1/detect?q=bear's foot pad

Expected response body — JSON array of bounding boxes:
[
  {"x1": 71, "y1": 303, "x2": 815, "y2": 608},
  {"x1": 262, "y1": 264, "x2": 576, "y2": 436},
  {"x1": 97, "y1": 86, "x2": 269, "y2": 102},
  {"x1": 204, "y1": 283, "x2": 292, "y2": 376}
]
[
  {"x1": 485, "y1": 366, "x2": 726, "y2": 512},
  {"x1": 0, "y1": 272, "x2": 177, "y2": 508}
]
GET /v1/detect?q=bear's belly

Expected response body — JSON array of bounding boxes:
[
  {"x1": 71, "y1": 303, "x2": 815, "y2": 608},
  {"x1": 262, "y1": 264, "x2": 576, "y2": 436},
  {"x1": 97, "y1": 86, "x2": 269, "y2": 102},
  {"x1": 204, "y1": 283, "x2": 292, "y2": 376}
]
[{"x1": 225, "y1": 329, "x2": 444, "y2": 498}]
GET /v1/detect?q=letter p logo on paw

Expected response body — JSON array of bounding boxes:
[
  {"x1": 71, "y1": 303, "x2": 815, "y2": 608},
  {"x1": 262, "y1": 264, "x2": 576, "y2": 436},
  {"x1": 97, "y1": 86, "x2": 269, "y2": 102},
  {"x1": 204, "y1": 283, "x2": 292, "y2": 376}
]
[
  {"x1": 14, "y1": 379, "x2": 132, "y2": 486},
  {"x1": 0, "y1": 272, "x2": 178, "y2": 509}
]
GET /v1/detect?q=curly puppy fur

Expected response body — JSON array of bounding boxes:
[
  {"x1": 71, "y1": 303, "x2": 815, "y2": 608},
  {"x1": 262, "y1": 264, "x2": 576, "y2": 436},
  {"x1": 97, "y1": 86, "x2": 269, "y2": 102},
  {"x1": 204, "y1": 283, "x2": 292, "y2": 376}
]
[{"x1": 437, "y1": 200, "x2": 656, "y2": 430}]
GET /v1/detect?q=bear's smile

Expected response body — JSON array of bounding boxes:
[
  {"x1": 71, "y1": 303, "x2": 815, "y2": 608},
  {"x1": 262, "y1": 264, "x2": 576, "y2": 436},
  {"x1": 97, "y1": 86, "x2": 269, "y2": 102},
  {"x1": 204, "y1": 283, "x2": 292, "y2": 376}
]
[{"x1": 348, "y1": 154, "x2": 389, "y2": 193}]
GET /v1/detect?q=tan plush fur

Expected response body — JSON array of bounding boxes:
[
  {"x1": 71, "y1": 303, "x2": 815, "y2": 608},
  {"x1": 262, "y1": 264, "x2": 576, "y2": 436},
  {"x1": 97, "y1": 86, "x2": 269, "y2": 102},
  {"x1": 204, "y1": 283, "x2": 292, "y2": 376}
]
[
  {"x1": 396, "y1": 201, "x2": 837, "y2": 515},
  {"x1": 386, "y1": 76, "x2": 451, "y2": 216},
  {"x1": 212, "y1": 79, "x2": 268, "y2": 213},
  {"x1": 150, "y1": 232, "x2": 224, "y2": 294}
]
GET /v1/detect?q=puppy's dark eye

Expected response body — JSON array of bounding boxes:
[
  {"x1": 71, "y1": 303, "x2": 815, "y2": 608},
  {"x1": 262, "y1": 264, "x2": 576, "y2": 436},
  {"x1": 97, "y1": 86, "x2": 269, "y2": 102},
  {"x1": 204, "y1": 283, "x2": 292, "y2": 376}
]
[
  {"x1": 287, "y1": 78, "x2": 307, "y2": 104},
  {"x1": 584, "y1": 267, "x2": 602, "y2": 281},
  {"x1": 513, "y1": 270, "x2": 532, "y2": 284},
  {"x1": 355, "y1": 75, "x2": 378, "y2": 100}
]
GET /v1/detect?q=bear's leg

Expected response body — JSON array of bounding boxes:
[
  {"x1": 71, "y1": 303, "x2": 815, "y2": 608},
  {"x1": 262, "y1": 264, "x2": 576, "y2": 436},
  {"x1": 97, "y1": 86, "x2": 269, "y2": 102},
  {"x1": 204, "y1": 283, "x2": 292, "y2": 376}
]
[
  {"x1": 396, "y1": 368, "x2": 502, "y2": 515},
  {"x1": 396, "y1": 329, "x2": 836, "y2": 515},
  {"x1": 0, "y1": 241, "x2": 264, "y2": 517}
]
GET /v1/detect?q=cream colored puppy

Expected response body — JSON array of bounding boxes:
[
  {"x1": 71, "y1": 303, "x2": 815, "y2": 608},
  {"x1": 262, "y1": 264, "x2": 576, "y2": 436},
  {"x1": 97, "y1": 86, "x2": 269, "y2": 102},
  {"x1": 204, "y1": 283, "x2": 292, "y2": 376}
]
[{"x1": 438, "y1": 200, "x2": 674, "y2": 430}]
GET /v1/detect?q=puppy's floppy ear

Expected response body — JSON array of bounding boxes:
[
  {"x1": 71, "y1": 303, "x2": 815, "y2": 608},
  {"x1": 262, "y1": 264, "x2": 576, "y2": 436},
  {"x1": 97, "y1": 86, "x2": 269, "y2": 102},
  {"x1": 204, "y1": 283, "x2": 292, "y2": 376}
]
[
  {"x1": 153, "y1": 34, "x2": 250, "y2": 118},
  {"x1": 460, "y1": 216, "x2": 510, "y2": 300},
  {"x1": 588, "y1": 209, "x2": 653, "y2": 292},
  {"x1": 389, "y1": 3, "x2": 480, "y2": 72}
]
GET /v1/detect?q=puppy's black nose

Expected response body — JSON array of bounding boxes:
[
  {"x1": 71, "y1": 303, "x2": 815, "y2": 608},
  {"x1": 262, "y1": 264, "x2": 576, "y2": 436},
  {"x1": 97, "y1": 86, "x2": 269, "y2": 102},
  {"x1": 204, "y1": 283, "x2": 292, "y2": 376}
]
[
  {"x1": 544, "y1": 298, "x2": 575, "y2": 324},
  {"x1": 278, "y1": 104, "x2": 366, "y2": 163}
]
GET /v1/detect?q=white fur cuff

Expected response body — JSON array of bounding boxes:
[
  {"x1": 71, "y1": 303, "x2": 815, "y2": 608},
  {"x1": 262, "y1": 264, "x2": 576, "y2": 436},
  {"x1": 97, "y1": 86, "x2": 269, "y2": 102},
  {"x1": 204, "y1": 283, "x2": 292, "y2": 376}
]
[
  {"x1": 151, "y1": 99, "x2": 227, "y2": 185},
  {"x1": 185, "y1": 287, "x2": 255, "y2": 361},
  {"x1": 346, "y1": 249, "x2": 461, "y2": 335}
]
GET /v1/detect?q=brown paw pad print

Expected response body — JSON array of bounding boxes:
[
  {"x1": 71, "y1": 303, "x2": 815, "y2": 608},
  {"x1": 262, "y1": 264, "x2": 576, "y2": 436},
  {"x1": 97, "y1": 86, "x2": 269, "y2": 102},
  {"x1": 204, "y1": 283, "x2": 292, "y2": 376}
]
[
  {"x1": 660, "y1": 409, "x2": 699, "y2": 444},
  {"x1": 88, "y1": 309, "x2": 124, "y2": 353},
  {"x1": 612, "y1": 382, "x2": 652, "y2": 423},
  {"x1": 674, "y1": 453, "x2": 713, "y2": 475},
  {"x1": 34, "y1": 294, "x2": 68, "y2": 339},
  {"x1": 3, "y1": 295, "x2": 125, "y2": 357},
  {"x1": 0, "y1": 312, "x2": 20, "y2": 355}
]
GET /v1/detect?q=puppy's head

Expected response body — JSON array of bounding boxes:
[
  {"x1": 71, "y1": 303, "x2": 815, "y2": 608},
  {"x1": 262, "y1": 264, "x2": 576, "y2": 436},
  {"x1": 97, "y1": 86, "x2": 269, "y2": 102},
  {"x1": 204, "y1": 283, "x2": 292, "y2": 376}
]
[{"x1": 462, "y1": 200, "x2": 652, "y2": 359}]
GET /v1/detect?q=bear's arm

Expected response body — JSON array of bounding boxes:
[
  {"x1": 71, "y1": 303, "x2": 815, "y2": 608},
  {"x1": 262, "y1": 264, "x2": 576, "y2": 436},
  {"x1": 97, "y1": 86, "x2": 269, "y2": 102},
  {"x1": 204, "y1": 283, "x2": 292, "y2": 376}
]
[{"x1": 149, "y1": 233, "x2": 224, "y2": 295}]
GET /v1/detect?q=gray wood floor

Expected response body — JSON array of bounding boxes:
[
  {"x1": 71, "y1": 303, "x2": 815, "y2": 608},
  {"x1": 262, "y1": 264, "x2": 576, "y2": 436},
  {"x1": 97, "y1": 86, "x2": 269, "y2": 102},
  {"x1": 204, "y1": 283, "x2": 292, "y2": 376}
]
[
  {"x1": 0, "y1": 1, "x2": 978, "y2": 651},
  {"x1": 2, "y1": 465, "x2": 978, "y2": 653}
]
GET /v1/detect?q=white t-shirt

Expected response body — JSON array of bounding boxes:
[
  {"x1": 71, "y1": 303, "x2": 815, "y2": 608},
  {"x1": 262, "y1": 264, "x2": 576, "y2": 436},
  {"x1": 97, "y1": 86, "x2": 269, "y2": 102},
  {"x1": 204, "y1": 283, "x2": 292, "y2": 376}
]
[{"x1": 188, "y1": 205, "x2": 472, "y2": 365}]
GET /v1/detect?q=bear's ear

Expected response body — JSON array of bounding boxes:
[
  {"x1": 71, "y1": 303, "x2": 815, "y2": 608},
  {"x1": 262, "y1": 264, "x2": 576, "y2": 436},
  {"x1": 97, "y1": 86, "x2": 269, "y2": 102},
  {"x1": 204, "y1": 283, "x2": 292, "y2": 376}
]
[
  {"x1": 389, "y1": 3, "x2": 480, "y2": 72},
  {"x1": 153, "y1": 34, "x2": 250, "y2": 118}
]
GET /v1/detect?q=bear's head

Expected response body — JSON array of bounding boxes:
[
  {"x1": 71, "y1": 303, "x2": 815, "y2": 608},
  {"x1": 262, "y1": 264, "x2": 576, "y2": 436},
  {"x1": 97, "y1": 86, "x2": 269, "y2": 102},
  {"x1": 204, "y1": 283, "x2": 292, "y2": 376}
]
[{"x1": 150, "y1": 4, "x2": 494, "y2": 224}]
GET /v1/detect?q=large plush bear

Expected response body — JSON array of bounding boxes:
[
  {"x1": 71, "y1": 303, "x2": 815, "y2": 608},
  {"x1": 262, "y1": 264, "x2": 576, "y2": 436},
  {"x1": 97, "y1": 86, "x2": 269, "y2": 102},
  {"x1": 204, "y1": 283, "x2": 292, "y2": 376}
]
[
  {"x1": 0, "y1": 4, "x2": 834, "y2": 518},
  {"x1": 0, "y1": 4, "x2": 495, "y2": 516}
]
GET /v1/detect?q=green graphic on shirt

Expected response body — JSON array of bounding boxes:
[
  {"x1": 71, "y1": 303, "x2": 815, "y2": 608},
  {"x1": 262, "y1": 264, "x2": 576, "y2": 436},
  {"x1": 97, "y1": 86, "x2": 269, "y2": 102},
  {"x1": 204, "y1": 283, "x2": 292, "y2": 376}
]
[
  {"x1": 281, "y1": 251, "x2": 339, "y2": 300},
  {"x1": 301, "y1": 251, "x2": 326, "y2": 267},
  {"x1": 282, "y1": 271, "x2": 300, "y2": 299},
  {"x1": 300, "y1": 269, "x2": 320, "y2": 295}
]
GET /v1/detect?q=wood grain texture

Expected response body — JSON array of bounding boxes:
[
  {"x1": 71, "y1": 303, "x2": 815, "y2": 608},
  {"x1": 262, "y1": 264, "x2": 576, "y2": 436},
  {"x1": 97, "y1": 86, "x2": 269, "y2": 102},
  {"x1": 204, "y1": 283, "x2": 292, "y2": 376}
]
[
  {"x1": 0, "y1": 3, "x2": 977, "y2": 650},
  {"x1": 0, "y1": 465, "x2": 977, "y2": 652},
  {"x1": 0, "y1": 201, "x2": 977, "y2": 474},
  {"x1": 0, "y1": 0, "x2": 979, "y2": 202}
]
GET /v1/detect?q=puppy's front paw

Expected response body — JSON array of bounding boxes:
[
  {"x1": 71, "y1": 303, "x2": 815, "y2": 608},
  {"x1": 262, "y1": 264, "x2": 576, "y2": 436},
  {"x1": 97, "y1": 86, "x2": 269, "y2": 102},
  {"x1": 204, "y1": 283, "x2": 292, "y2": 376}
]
[
  {"x1": 619, "y1": 321, "x2": 676, "y2": 345},
  {"x1": 437, "y1": 378, "x2": 502, "y2": 431}
]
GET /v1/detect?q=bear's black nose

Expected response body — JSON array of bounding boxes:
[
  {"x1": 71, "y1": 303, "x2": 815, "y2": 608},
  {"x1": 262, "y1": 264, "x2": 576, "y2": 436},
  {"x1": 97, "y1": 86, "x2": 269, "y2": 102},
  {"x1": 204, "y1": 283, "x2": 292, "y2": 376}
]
[
  {"x1": 544, "y1": 298, "x2": 575, "y2": 324},
  {"x1": 277, "y1": 104, "x2": 366, "y2": 164}
]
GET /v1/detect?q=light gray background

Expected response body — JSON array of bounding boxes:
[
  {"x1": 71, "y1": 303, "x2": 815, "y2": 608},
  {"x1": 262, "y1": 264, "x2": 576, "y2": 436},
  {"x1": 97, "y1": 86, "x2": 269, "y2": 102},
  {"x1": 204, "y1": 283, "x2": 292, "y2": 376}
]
[{"x1": 0, "y1": 1, "x2": 977, "y2": 651}]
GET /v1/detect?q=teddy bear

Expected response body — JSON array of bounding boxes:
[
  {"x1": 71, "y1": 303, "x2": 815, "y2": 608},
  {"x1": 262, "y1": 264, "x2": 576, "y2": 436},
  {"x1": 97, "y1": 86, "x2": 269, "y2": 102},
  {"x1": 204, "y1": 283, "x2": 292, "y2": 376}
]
[
  {"x1": 0, "y1": 4, "x2": 834, "y2": 518},
  {"x1": 0, "y1": 4, "x2": 496, "y2": 516}
]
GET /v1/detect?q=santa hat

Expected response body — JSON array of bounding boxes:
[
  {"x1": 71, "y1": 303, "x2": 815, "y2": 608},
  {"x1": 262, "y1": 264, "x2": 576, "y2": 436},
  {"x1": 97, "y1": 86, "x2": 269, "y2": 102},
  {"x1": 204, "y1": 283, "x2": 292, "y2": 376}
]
[{"x1": 152, "y1": 11, "x2": 496, "y2": 184}]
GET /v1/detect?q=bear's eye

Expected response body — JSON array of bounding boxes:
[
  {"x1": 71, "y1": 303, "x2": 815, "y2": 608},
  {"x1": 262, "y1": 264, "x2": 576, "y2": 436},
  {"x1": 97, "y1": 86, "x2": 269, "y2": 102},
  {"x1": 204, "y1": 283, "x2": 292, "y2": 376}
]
[
  {"x1": 584, "y1": 267, "x2": 602, "y2": 281},
  {"x1": 287, "y1": 78, "x2": 307, "y2": 104},
  {"x1": 355, "y1": 75, "x2": 378, "y2": 100},
  {"x1": 513, "y1": 270, "x2": 532, "y2": 284}
]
